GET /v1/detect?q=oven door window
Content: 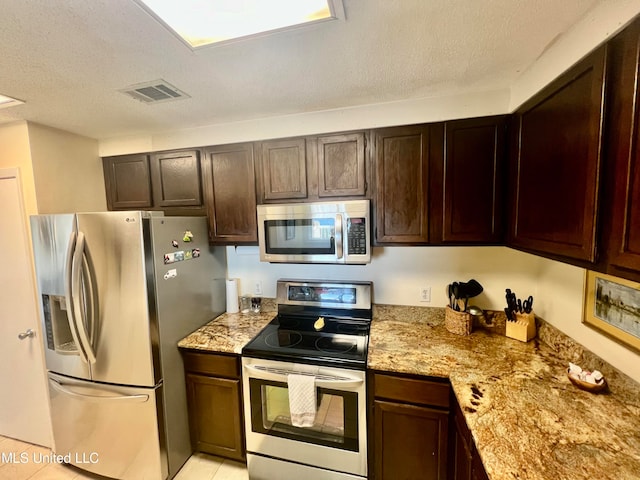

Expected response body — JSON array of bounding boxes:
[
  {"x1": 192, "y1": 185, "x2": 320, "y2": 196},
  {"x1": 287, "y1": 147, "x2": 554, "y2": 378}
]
[
  {"x1": 249, "y1": 378, "x2": 359, "y2": 451},
  {"x1": 263, "y1": 219, "x2": 336, "y2": 255}
]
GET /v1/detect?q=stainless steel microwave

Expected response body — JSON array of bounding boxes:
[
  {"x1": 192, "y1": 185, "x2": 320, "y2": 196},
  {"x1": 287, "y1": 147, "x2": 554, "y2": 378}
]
[{"x1": 257, "y1": 200, "x2": 370, "y2": 264}]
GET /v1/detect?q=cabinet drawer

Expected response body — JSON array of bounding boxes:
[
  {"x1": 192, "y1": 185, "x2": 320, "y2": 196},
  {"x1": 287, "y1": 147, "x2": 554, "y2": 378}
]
[
  {"x1": 182, "y1": 351, "x2": 240, "y2": 378},
  {"x1": 373, "y1": 373, "x2": 450, "y2": 408}
]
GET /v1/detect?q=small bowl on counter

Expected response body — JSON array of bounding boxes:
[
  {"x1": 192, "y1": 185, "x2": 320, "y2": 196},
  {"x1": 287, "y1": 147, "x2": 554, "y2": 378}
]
[{"x1": 567, "y1": 369, "x2": 608, "y2": 393}]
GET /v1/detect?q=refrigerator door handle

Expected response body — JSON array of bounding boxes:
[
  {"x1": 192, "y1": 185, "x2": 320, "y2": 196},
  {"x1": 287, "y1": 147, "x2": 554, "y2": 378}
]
[
  {"x1": 81, "y1": 242, "x2": 99, "y2": 349},
  {"x1": 49, "y1": 377, "x2": 150, "y2": 403},
  {"x1": 71, "y1": 231, "x2": 97, "y2": 364},
  {"x1": 64, "y1": 231, "x2": 88, "y2": 363}
]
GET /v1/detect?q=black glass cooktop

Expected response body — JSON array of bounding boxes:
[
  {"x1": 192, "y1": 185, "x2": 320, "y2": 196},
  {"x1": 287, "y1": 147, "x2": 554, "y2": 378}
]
[{"x1": 242, "y1": 314, "x2": 370, "y2": 370}]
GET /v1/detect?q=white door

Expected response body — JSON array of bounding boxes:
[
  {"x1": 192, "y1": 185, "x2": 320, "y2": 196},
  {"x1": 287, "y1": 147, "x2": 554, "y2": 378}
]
[{"x1": 0, "y1": 168, "x2": 52, "y2": 447}]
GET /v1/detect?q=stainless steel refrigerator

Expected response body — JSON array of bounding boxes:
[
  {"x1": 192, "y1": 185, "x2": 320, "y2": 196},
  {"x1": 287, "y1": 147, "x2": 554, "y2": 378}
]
[{"x1": 30, "y1": 211, "x2": 226, "y2": 480}]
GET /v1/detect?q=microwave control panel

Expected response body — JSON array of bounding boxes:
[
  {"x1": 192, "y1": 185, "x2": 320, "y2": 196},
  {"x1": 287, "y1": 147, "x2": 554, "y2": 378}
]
[{"x1": 347, "y1": 218, "x2": 367, "y2": 255}]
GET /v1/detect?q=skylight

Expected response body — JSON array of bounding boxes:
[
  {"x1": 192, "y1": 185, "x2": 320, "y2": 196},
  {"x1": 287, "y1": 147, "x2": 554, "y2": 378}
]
[
  {"x1": 0, "y1": 94, "x2": 24, "y2": 109},
  {"x1": 136, "y1": 0, "x2": 342, "y2": 48}
]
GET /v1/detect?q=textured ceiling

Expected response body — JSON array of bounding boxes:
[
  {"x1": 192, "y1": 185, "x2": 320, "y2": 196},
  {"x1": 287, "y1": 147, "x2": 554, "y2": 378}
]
[{"x1": 0, "y1": 0, "x2": 603, "y2": 140}]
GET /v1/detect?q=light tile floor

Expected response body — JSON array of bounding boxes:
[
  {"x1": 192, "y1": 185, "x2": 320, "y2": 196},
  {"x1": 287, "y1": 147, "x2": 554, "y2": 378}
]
[{"x1": 0, "y1": 435, "x2": 248, "y2": 480}]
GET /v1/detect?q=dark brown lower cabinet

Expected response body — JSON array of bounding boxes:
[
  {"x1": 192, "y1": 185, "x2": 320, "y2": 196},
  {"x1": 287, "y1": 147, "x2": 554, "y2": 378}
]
[
  {"x1": 449, "y1": 395, "x2": 489, "y2": 480},
  {"x1": 370, "y1": 372, "x2": 450, "y2": 480},
  {"x1": 182, "y1": 351, "x2": 245, "y2": 462}
]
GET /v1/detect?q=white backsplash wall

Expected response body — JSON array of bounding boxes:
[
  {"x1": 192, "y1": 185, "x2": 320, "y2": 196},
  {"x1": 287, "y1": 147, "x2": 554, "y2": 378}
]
[
  {"x1": 227, "y1": 245, "x2": 640, "y2": 383},
  {"x1": 535, "y1": 260, "x2": 640, "y2": 383},
  {"x1": 226, "y1": 245, "x2": 543, "y2": 310}
]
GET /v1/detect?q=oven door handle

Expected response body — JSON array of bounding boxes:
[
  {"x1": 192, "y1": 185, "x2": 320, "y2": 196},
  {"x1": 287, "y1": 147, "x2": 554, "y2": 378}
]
[{"x1": 244, "y1": 364, "x2": 364, "y2": 388}]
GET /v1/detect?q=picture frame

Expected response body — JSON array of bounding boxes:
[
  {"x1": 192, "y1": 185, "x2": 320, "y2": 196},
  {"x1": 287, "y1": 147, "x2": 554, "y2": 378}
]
[{"x1": 583, "y1": 270, "x2": 640, "y2": 353}]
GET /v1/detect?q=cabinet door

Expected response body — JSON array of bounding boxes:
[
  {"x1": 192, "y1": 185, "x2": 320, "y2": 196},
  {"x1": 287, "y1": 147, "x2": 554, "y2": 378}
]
[
  {"x1": 374, "y1": 125, "x2": 430, "y2": 243},
  {"x1": 439, "y1": 117, "x2": 506, "y2": 243},
  {"x1": 259, "y1": 138, "x2": 307, "y2": 200},
  {"x1": 185, "y1": 373, "x2": 245, "y2": 461},
  {"x1": 509, "y1": 45, "x2": 607, "y2": 262},
  {"x1": 606, "y1": 20, "x2": 640, "y2": 275},
  {"x1": 150, "y1": 150, "x2": 202, "y2": 207},
  {"x1": 103, "y1": 154, "x2": 152, "y2": 210},
  {"x1": 317, "y1": 132, "x2": 366, "y2": 197},
  {"x1": 202, "y1": 143, "x2": 258, "y2": 243},
  {"x1": 449, "y1": 397, "x2": 472, "y2": 480},
  {"x1": 374, "y1": 400, "x2": 448, "y2": 480},
  {"x1": 470, "y1": 450, "x2": 490, "y2": 480}
]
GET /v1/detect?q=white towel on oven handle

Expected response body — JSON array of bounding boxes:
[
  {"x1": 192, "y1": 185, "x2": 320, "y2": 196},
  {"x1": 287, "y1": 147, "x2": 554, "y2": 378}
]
[{"x1": 287, "y1": 373, "x2": 316, "y2": 427}]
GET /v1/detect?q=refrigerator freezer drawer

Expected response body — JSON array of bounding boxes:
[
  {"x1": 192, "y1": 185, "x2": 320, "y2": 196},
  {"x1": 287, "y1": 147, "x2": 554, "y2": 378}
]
[{"x1": 48, "y1": 372, "x2": 167, "y2": 480}]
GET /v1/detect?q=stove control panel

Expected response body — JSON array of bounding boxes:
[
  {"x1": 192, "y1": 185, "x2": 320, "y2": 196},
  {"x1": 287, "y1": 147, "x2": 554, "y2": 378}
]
[{"x1": 276, "y1": 279, "x2": 372, "y2": 311}]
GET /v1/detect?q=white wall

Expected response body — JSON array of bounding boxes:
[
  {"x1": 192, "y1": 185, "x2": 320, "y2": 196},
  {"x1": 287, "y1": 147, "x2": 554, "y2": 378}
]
[
  {"x1": 98, "y1": 89, "x2": 510, "y2": 156},
  {"x1": 28, "y1": 122, "x2": 105, "y2": 213},
  {"x1": 227, "y1": 246, "x2": 542, "y2": 308},
  {"x1": 227, "y1": 246, "x2": 640, "y2": 383},
  {"x1": 0, "y1": 121, "x2": 38, "y2": 216},
  {"x1": 510, "y1": 0, "x2": 640, "y2": 110},
  {"x1": 535, "y1": 260, "x2": 640, "y2": 383}
]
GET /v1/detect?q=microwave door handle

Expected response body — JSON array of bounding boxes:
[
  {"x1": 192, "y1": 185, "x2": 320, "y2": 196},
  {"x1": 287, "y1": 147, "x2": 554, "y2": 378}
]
[
  {"x1": 335, "y1": 214, "x2": 343, "y2": 259},
  {"x1": 71, "y1": 231, "x2": 97, "y2": 364},
  {"x1": 64, "y1": 231, "x2": 87, "y2": 364}
]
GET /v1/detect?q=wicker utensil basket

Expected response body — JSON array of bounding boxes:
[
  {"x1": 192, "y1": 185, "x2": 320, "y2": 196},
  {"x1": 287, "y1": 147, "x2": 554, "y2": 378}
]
[{"x1": 445, "y1": 306, "x2": 472, "y2": 336}]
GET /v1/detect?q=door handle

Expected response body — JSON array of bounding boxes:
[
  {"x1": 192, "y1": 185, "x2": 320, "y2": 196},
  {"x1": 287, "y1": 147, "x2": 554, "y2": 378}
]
[
  {"x1": 335, "y1": 214, "x2": 343, "y2": 259},
  {"x1": 49, "y1": 378, "x2": 149, "y2": 403},
  {"x1": 18, "y1": 329, "x2": 35, "y2": 340},
  {"x1": 71, "y1": 231, "x2": 97, "y2": 364}
]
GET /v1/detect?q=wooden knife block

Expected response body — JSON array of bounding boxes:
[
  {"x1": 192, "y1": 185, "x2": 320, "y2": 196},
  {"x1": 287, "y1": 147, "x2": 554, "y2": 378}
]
[{"x1": 505, "y1": 311, "x2": 536, "y2": 342}]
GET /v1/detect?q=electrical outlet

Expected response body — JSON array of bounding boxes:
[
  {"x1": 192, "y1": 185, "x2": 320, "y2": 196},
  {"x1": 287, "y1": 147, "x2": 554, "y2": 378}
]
[
  {"x1": 254, "y1": 280, "x2": 263, "y2": 296},
  {"x1": 419, "y1": 286, "x2": 431, "y2": 303}
]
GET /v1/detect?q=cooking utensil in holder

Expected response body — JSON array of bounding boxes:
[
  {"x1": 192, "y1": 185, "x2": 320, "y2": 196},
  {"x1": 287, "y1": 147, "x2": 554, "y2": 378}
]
[
  {"x1": 445, "y1": 306, "x2": 472, "y2": 336},
  {"x1": 505, "y1": 311, "x2": 536, "y2": 342}
]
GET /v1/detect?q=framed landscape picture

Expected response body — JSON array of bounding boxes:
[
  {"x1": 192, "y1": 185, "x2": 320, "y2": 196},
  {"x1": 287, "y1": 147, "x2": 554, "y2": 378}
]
[{"x1": 583, "y1": 271, "x2": 640, "y2": 352}]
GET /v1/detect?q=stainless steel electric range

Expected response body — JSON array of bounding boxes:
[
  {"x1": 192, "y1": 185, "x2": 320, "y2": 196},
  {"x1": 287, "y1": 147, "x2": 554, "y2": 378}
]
[{"x1": 241, "y1": 279, "x2": 373, "y2": 480}]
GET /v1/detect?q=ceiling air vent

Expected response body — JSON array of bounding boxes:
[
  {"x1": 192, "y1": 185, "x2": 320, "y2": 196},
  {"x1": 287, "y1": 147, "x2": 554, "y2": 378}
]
[{"x1": 120, "y1": 80, "x2": 190, "y2": 104}]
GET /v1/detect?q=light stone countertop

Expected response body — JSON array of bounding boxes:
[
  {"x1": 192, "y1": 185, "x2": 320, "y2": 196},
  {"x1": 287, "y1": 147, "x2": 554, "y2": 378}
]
[
  {"x1": 369, "y1": 305, "x2": 640, "y2": 480},
  {"x1": 178, "y1": 302, "x2": 640, "y2": 480},
  {"x1": 177, "y1": 311, "x2": 273, "y2": 354}
]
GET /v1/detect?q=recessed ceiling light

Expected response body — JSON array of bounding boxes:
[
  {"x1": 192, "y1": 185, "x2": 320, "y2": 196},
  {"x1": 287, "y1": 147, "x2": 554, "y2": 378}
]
[
  {"x1": 0, "y1": 94, "x2": 24, "y2": 109},
  {"x1": 135, "y1": 0, "x2": 343, "y2": 48}
]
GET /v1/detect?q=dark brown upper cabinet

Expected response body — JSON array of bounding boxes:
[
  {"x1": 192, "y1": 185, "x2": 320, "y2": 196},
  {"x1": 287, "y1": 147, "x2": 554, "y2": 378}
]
[
  {"x1": 508, "y1": 44, "x2": 608, "y2": 263},
  {"x1": 430, "y1": 116, "x2": 506, "y2": 244},
  {"x1": 316, "y1": 132, "x2": 367, "y2": 197},
  {"x1": 258, "y1": 137, "x2": 307, "y2": 201},
  {"x1": 257, "y1": 132, "x2": 369, "y2": 203},
  {"x1": 374, "y1": 125, "x2": 430, "y2": 243},
  {"x1": 202, "y1": 143, "x2": 258, "y2": 244},
  {"x1": 103, "y1": 154, "x2": 153, "y2": 210},
  {"x1": 150, "y1": 150, "x2": 202, "y2": 207},
  {"x1": 601, "y1": 19, "x2": 640, "y2": 279}
]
